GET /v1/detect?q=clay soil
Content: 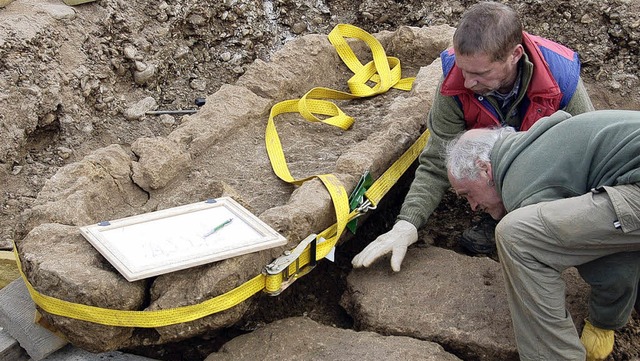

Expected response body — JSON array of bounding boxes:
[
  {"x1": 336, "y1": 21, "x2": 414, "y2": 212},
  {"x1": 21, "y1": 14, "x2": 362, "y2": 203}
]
[{"x1": 1, "y1": 0, "x2": 639, "y2": 360}]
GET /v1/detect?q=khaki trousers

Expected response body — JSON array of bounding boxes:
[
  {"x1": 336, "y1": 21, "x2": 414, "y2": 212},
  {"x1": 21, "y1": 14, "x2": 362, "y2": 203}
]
[{"x1": 495, "y1": 184, "x2": 640, "y2": 361}]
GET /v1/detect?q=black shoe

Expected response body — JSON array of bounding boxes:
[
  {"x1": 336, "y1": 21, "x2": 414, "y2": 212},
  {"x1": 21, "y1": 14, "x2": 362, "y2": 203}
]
[{"x1": 459, "y1": 215, "x2": 499, "y2": 255}]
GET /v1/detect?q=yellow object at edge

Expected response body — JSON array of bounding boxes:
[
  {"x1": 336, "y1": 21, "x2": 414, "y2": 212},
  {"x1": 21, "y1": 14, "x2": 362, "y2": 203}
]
[{"x1": 581, "y1": 319, "x2": 615, "y2": 361}]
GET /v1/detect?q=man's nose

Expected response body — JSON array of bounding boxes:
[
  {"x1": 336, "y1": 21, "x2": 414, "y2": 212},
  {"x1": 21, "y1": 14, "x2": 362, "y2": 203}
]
[
  {"x1": 469, "y1": 199, "x2": 479, "y2": 211},
  {"x1": 464, "y1": 75, "x2": 478, "y2": 89}
]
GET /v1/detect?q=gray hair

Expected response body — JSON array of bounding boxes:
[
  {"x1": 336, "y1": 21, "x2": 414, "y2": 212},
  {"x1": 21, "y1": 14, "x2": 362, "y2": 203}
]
[{"x1": 445, "y1": 127, "x2": 516, "y2": 180}]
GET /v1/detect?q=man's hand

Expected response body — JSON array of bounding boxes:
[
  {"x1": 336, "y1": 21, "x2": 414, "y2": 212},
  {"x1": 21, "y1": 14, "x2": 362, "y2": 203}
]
[
  {"x1": 351, "y1": 220, "x2": 418, "y2": 272},
  {"x1": 581, "y1": 319, "x2": 614, "y2": 361}
]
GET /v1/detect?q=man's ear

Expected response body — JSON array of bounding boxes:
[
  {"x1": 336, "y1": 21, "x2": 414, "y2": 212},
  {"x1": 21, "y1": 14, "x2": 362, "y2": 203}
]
[
  {"x1": 485, "y1": 162, "x2": 494, "y2": 182},
  {"x1": 511, "y1": 44, "x2": 524, "y2": 65},
  {"x1": 476, "y1": 159, "x2": 493, "y2": 179}
]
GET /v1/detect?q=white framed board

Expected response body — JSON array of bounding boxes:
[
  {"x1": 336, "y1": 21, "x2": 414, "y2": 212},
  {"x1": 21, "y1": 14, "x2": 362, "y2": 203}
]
[{"x1": 79, "y1": 197, "x2": 287, "y2": 282}]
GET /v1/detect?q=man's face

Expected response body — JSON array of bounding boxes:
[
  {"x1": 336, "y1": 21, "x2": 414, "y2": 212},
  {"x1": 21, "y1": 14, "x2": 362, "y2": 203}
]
[
  {"x1": 447, "y1": 168, "x2": 507, "y2": 220},
  {"x1": 455, "y1": 47, "x2": 522, "y2": 95}
]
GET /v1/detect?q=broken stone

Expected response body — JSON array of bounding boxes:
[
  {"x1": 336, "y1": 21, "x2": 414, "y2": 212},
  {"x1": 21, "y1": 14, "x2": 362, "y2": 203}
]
[
  {"x1": 189, "y1": 78, "x2": 207, "y2": 91},
  {"x1": 341, "y1": 246, "x2": 590, "y2": 361},
  {"x1": 16, "y1": 25, "x2": 456, "y2": 352},
  {"x1": 123, "y1": 45, "x2": 137, "y2": 60},
  {"x1": 123, "y1": 97, "x2": 157, "y2": 121},
  {"x1": 55, "y1": 146, "x2": 73, "y2": 159},
  {"x1": 134, "y1": 60, "x2": 147, "y2": 72},
  {"x1": 25, "y1": 144, "x2": 148, "y2": 231},
  {"x1": 291, "y1": 22, "x2": 307, "y2": 34},
  {"x1": 173, "y1": 44, "x2": 190, "y2": 59},
  {"x1": 41, "y1": 3, "x2": 76, "y2": 20},
  {"x1": 62, "y1": 0, "x2": 97, "y2": 5},
  {"x1": 133, "y1": 63, "x2": 156, "y2": 85},
  {"x1": 158, "y1": 114, "x2": 176, "y2": 126},
  {"x1": 131, "y1": 137, "x2": 191, "y2": 191},
  {"x1": 220, "y1": 52, "x2": 232, "y2": 62},
  {"x1": 204, "y1": 316, "x2": 462, "y2": 361}
]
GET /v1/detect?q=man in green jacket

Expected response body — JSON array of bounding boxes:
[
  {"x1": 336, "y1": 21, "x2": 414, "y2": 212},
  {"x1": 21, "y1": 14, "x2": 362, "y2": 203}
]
[
  {"x1": 445, "y1": 109, "x2": 640, "y2": 360},
  {"x1": 352, "y1": 2, "x2": 638, "y2": 358}
]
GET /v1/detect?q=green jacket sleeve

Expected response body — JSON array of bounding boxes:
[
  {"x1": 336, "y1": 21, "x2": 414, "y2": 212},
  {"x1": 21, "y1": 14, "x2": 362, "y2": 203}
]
[
  {"x1": 397, "y1": 82, "x2": 466, "y2": 229},
  {"x1": 564, "y1": 78, "x2": 595, "y2": 114}
]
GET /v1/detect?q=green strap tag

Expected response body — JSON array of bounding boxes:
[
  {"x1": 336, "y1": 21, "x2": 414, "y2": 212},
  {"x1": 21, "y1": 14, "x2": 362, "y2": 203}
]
[{"x1": 347, "y1": 170, "x2": 373, "y2": 234}]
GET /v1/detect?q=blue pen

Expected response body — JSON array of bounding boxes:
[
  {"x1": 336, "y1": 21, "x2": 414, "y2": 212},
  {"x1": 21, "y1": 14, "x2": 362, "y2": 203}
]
[{"x1": 203, "y1": 218, "x2": 233, "y2": 238}]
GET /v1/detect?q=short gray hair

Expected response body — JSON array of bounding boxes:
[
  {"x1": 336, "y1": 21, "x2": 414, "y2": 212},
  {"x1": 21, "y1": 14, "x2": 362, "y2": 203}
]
[{"x1": 445, "y1": 127, "x2": 515, "y2": 180}]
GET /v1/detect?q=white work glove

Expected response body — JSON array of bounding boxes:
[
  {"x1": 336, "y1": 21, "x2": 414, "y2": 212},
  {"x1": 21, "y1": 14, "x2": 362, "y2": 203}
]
[{"x1": 351, "y1": 220, "x2": 418, "y2": 272}]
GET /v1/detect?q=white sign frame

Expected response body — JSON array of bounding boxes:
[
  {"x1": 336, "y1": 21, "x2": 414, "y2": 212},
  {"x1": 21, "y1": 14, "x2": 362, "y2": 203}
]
[{"x1": 79, "y1": 197, "x2": 286, "y2": 282}]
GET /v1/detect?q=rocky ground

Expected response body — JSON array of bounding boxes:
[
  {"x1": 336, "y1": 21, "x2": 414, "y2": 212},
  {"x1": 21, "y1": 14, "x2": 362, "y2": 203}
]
[{"x1": 1, "y1": 0, "x2": 639, "y2": 360}]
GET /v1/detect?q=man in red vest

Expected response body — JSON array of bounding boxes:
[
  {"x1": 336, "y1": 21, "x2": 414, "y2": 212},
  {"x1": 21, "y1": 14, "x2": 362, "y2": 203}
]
[{"x1": 352, "y1": 2, "x2": 639, "y2": 360}]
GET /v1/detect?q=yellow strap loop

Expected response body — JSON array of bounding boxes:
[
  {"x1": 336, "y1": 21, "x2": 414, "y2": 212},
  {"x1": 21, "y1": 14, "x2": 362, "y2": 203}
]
[
  {"x1": 265, "y1": 23, "x2": 415, "y2": 254},
  {"x1": 266, "y1": 126, "x2": 431, "y2": 288},
  {"x1": 328, "y1": 24, "x2": 413, "y2": 95},
  {"x1": 298, "y1": 88, "x2": 356, "y2": 128},
  {"x1": 16, "y1": 24, "x2": 427, "y2": 328},
  {"x1": 264, "y1": 22, "x2": 421, "y2": 284}
]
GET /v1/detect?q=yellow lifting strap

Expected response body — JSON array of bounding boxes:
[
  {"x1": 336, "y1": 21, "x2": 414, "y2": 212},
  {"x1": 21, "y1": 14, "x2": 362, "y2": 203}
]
[
  {"x1": 263, "y1": 23, "x2": 424, "y2": 290},
  {"x1": 13, "y1": 23, "x2": 430, "y2": 328},
  {"x1": 263, "y1": 127, "x2": 430, "y2": 295},
  {"x1": 12, "y1": 247, "x2": 266, "y2": 328}
]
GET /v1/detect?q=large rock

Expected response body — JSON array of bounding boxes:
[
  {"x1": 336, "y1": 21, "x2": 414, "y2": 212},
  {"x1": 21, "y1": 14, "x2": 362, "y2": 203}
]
[
  {"x1": 18, "y1": 224, "x2": 147, "y2": 352},
  {"x1": 341, "y1": 246, "x2": 590, "y2": 361},
  {"x1": 16, "y1": 25, "x2": 455, "y2": 352},
  {"x1": 24, "y1": 144, "x2": 149, "y2": 231},
  {"x1": 204, "y1": 316, "x2": 462, "y2": 361}
]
